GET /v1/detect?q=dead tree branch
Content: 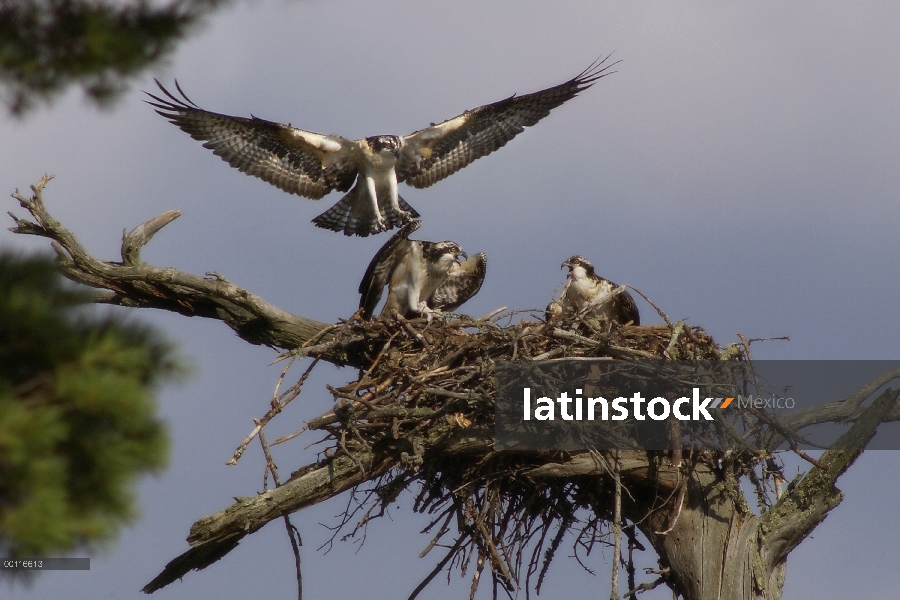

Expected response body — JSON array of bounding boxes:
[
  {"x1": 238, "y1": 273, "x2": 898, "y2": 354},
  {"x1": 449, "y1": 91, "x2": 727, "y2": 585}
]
[
  {"x1": 759, "y1": 387, "x2": 900, "y2": 568},
  {"x1": 8, "y1": 175, "x2": 356, "y2": 363},
  {"x1": 778, "y1": 369, "x2": 900, "y2": 430}
]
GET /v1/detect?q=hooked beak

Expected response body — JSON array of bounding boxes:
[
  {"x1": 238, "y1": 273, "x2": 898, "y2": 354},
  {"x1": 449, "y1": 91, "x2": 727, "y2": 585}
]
[
  {"x1": 561, "y1": 260, "x2": 574, "y2": 271},
  {"x1": 456, "y1": 251, "x2": 468, "y2": 264}
]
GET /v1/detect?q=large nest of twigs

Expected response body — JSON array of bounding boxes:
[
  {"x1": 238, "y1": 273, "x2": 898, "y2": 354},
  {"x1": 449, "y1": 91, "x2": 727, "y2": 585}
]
[{"x1": 266, "y1": 310, "x2": 736, "y2": 598}]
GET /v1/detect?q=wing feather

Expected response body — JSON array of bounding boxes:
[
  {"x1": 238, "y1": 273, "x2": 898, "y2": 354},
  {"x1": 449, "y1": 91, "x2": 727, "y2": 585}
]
[
  {"x1": 359, "y1": 221, "x2": 423, "y2": 318},
  {"x1": 427, "y1": 252, "x2": 487, "y2": 312},
  {"x1": 397, "y1": 55, "x2": 618, "y2": 188},
  {"x1": 146, "y1": 80, "x2": 358, "y2": 199},
  {"x1": 612, "y1": 284, "x2": 641, "y2": 326}
]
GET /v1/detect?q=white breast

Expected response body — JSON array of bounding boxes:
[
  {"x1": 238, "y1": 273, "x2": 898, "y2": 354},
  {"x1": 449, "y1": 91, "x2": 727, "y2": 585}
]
[
  {"x1": 565, "y1": 270, "x2": 615, "y2": 317},
  {"x1": 384, "y1": 244, "x2": 425, "y2": 315}
]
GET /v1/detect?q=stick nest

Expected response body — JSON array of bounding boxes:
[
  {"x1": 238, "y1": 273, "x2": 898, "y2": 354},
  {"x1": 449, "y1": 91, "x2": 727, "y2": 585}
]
[{"x1": 271, "y1": 310, "x2": 735, "y2": 598}]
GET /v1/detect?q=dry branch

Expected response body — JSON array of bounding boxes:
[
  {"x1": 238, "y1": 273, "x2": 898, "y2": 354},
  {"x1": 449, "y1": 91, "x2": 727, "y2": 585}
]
[
  {"x1": 8, "y1": 175, "x2": 354, "y2": 361},
  {"x1": 759, "y1": 387, "x2": 900, "y2": 566}
]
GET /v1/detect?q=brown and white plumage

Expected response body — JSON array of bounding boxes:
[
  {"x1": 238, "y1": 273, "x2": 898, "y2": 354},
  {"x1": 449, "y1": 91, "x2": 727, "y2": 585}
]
[
  {"x1": 427, "y1": 252, "x2": 487, "y2": 312},
  {"x1": 146, "y1": 55, "x2": 616, "y2": 236},
  {"x1": 560, "y1": 255, "x2": 640, "y2": 326},
  {"x1": 359, "y1": 221, "x2": 485, "y2": 319}
]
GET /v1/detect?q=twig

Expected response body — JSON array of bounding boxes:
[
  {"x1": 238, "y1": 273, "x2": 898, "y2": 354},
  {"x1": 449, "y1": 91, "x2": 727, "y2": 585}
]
[
  {"x1": 352, "y1": 331, "x2": 400, "y2": 394},
  {"x1": 259, "y1": 426, "x2": 278, "y2": 490},
  {"x1": 479, "y1": 306, "x2": 508, "y2": 321},
  {"x1": 228, "y1": 358, "x2": 319, "y2": 465},
  {"x1": 606, "y1": 344, "x2": 660, "y2": 360},
  {"x1": 469, "y1": 553, "x2": 485, "y2": 600},
  {"x1": 610, "y1": 451, "x2": 621, "y2": 600},
  {"x1": 258, "y1": 429, "x2": 303, "y2": 600},
  {"x1": 653, "y1": 480, "x2": 686, "y2": 535},
  {"x1": 552, "y1": 327, "x2": 599, "y2": 346},
  {"x1": 624, "y1": 285, "x2": 671, "y2": 328},
  {"x1": 284, "y1": 518, "x2": 303, "y2": 600},
  {"x1": 535, "y1": 355, "x2": 612, "y2": 363},
  {"x1": 737, "y1": 333, "x2": 754, "y2": 361},
  {"x1": 622, "y1": 576, "x2": 667, "y2": 598},
  {"x1": 624, "y1": 524, "x2": 641, "y2": 600},
  {"x1": 407, "y1": 534, "x2": 467, "y2": 600},
  {"x1": 393, "y1": 310, "x2": 431, "y2": 349},
  {"x1": 121, "y1": 210, "x2": 182, "y2": 266},
  {"x1": 419, "y1": 510, "x2": 455, "y2": 558},
  {"x1": 663, "y1": 321, "x2": 685, "y2": 359},
  {"x1": 747, "y1": 336, "x2": 790, "y2": 344},
  {"x1": 531, "y1": 347, "x2": 564, "y2": 361}
]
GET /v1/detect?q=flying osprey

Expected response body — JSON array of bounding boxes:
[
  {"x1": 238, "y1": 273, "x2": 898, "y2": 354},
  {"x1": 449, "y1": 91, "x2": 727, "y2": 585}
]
[
  {"x1": 145, "y1": 56, "x2": 616, "y2": 237},
  {"x1": 559, "y1": 255, "x2": 640, "y2": 325},
  {"x1": 359, "y1": 221, "x2": 486, "y2": 319}
]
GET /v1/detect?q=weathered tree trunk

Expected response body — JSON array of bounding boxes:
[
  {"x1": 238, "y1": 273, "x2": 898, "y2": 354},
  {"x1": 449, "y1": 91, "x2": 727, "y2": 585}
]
[
  {"x1": 629, "y1": 387, "x2": 896, "y2": 600},
  {"x1": 637, "y1": 467, "x2": 785, "y2": 600}
]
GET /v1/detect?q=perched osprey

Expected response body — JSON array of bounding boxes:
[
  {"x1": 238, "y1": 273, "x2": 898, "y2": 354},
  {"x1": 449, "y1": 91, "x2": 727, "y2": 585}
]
[
  {"x1": 359, "y1": 221, "x2": 486, "y2": 319},
  {"x1": 559, "y1": 255, "x2": 640, "y2": 325},
  {"x1": 145, "y1": 56, "x2": 616, "y2": 236}
]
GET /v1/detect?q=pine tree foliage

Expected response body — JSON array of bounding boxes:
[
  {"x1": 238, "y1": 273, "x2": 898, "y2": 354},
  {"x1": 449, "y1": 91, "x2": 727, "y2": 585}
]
[
  {"x1": 0, "y1": 0, "x2": 230, "y2": 115},
  {"x1": 0, "y1": 252, "x2": 180, "y2": 564}
]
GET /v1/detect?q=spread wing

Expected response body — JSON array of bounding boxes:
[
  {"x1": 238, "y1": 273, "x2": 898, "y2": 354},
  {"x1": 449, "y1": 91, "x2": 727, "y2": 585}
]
[
  {"x1": 427, "y1": 252, "x2": 487, "y2": 312},
  {"x1": 146, "y1": 80, "x2": 358, "y2": 199},
  {"x1": 359, "y1": 220, "x2": 422, "y2": 318},
  {"x1": 396, "y1": 55, "x2": 617, "y2": 188}
]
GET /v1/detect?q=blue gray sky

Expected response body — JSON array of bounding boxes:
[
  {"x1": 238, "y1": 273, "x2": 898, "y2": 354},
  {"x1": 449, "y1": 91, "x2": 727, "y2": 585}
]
[{"x1": 3, "y1": 1, "x2": 899, "y2": 598}]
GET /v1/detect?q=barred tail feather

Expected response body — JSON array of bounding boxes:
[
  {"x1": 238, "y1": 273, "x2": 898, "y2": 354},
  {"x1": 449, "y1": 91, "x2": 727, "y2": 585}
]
[
  {"x1": 383, "y1": 194, "x2": 420, "y2": 229},
  {"x1": 311, "y1": 189, "x2": 365, "y2": 236},
  {"x1": 312, "y1": 190, "x2": 419, "y2": 237}
]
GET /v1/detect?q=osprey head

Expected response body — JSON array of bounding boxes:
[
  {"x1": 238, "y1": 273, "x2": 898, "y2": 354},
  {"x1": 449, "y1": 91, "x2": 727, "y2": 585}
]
[
  {"x1": 562, "y1": 255, "x2": 594, "y2": 278},
  {"x1": 366, "y1": 135, "x2": 401, "y2": 156},
  {"x1": 426, "y1": 242, "x2": 467, "y2": 269}
]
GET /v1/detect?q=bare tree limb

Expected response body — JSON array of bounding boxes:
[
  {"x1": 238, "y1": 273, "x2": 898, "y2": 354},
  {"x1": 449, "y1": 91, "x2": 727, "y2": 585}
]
[
  {"x1": 191, "y1": 427, "x2": 490, "y2": 545},
  {"x1": 8, "y1": 175, "x2": 358, "y2": 364},
  {"x1": 121, "y1": 209, "x2": 182, "y2": 266},
  {"x1": 142, "y1": 426, "x2": 491, "y2": 592},
  {"x1": 524, "y1": 451, "x2": 680, "y2": 493},
  {"x1": 777, "y1": 368, "x2": 900, "y2": 430},
  {"x1": 759, "y1": 387, "x2": 900, "y2": 568},
  {"x1": 140, "y1": 537, "x2": 242, "y2": 594},
  {"x1": 142, "y1": 445, "x2": 394, "y2": 593}
]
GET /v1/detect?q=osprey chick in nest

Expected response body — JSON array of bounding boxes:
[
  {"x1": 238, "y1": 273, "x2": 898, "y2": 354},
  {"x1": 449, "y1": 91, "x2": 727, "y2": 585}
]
[
  {"x1": 359, "y1": 221, "x2": 486, "y2": 319},
  {"x1": 559, "y1": 255, "x2": 639, "y2": 325},
  {"x1": 146, "y1": 56, "x2": 616, "y2": 236}
]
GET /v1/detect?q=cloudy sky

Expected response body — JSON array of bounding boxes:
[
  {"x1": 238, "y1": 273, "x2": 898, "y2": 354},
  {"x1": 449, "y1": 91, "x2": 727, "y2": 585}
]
[{"x1": 3, "y1": 1, "x2": 899, "y2": 598}]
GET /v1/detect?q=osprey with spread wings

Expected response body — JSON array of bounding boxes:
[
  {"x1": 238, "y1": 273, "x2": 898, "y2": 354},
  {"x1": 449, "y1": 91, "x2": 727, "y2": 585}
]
[
  {"x1": 146, "y1": 56, "x2": 616, "y2": 236},
  {"x1": 359, "y1": 221, "x2": 486, "y2": 319}
]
